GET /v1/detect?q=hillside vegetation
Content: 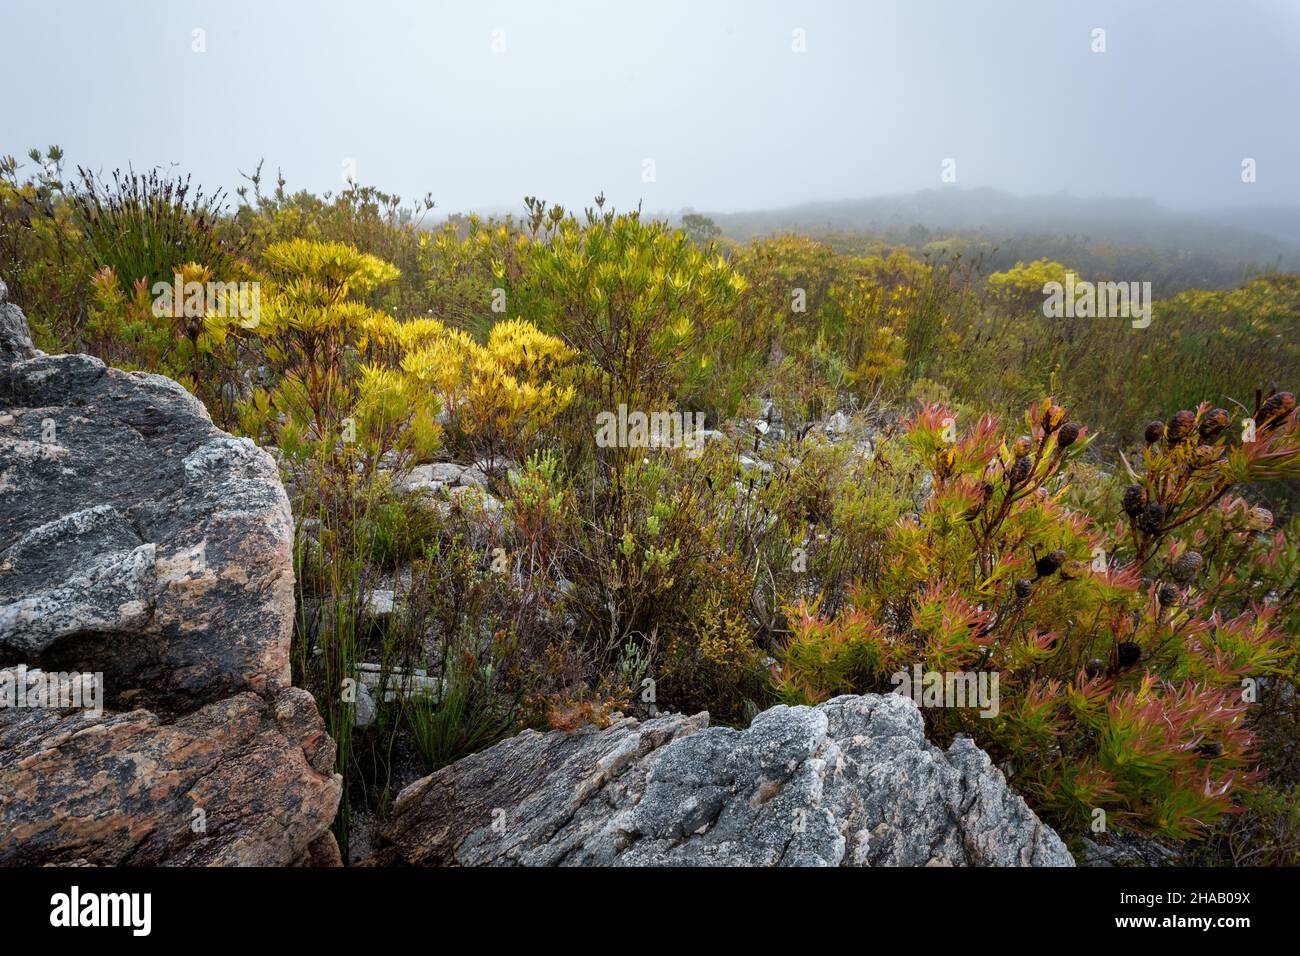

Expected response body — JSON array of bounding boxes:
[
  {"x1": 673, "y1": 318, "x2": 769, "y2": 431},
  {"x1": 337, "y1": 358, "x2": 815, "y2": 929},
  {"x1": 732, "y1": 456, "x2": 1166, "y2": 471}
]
[{"x1": 4, "y1": 148, "x2": 1298, "y2": 864}]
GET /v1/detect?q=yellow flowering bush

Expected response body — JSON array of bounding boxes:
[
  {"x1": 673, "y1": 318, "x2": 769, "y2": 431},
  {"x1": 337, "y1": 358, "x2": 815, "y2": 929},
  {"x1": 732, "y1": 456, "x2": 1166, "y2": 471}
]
[
  {"x1": 209, "y1": 238, "x2": 440, "y2": 465},
  {"x1": 392, "y1": 315, "x2": 576, "y2": 460},
  {"x1": 988, "y1": 258, "x2": 1080, "y2": 305}
]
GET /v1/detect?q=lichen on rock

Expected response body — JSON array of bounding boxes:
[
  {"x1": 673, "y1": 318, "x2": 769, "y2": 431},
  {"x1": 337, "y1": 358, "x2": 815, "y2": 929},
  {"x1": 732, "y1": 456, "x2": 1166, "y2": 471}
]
[
  {"x1": 376, "y1": 692, "x2": 1073, "y2": 867},
  {"x1": 0, "y1": 283, "x2": 341, "y2": 867}
]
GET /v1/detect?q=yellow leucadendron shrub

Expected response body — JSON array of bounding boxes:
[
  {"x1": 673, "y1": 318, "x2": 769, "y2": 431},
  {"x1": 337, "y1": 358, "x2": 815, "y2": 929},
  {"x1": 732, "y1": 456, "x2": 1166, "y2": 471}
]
[
  {"x1": 393, "y1": 315, "x2": 576, "y2": 460},
  {"x1": 988, "y1": 258, "x2": 1080, "y2": 306},
  {"x1": 207, "y1": 238, "x2": 440, "y2": 465}
]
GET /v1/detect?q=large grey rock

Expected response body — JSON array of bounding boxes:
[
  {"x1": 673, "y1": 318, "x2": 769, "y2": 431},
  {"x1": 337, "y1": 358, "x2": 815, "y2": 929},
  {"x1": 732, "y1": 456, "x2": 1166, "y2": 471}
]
[
  {"x1": 377, "y1": 693, "x2": 1073, "y2": 867},
  {"x1": 0, "y1": 279, "x2": 36, "y2": 364},
  {"x1": 0, "y1": 292, "x2": 341, "y2": 866},
  {"x1": 0, "y1": 352, "x2": 294, "y2": 708}
]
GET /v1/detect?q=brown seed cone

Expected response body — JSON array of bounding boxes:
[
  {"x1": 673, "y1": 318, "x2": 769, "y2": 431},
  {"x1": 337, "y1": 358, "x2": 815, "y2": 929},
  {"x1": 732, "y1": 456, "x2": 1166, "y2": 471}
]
[
  {"x1": 1144, "y1": 420, "x2": 1165, "y2": 444},
  {"x1": 1247, "y1": 506, "x2": 1274, "y2": 531},
  {"x1": 1035, "y1": 549, "x2": 1067, "y2": 577},
  {"x1": 1008, "y1": 455, "x2": 1032, "y2": 485},
  {"x1": 1137, "y1": 501, "x2": 1166, "y2": 533},
  {"x1": 1258, "y1": 391, "x2": 1296, "y2": 429},
  {"x1": 1193, "y1": 444, "x2": 1220, "y2": 468},
  {"x1": 1198, "y1": 408, "x2": 1231, "y2": 440},
  {"x1": 1056, "y1": 421, "x2": 1081, "y2": 448},
  {"x1": 1117, "y1": 641, "x2": 1142, "y2": 668},
  {"x1": 1122, "y1": 484, "x2": 1146, "y2": 518},
  {"x1": 1165, "y1": 410, "x2": 1196, "y2": 443},
  {"x1": 1171, "y1": 550, "x2": 1203, "y2": 583}
]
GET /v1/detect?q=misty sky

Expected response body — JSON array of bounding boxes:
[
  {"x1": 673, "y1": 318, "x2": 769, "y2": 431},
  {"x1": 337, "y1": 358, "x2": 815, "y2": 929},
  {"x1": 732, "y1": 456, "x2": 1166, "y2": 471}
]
[{"x1": 4, "y1": 0, "x2": 1298, "y2": 217}]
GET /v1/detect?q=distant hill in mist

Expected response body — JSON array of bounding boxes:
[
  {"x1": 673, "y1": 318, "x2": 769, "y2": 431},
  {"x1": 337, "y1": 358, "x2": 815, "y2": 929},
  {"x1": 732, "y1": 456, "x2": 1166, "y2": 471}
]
[
  {"x1": 702, "y1": 189, "x2": 1299, "y2": 253},
  {"x1": 682, "y1": 188, "x2": 1300, "y2": 294}
]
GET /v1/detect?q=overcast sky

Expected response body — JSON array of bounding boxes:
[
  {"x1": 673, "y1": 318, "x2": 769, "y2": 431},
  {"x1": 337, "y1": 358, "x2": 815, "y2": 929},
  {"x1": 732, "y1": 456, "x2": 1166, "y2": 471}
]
[{"x1": 4, "y1": 0, "x2": 1298, "y2": 216}]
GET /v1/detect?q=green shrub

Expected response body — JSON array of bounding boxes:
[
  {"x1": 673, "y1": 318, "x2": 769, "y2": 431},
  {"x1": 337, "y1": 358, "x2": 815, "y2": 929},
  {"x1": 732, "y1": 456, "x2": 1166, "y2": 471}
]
[{"x1": 71, "y1": 165, "x2": 238, "y2": 294}]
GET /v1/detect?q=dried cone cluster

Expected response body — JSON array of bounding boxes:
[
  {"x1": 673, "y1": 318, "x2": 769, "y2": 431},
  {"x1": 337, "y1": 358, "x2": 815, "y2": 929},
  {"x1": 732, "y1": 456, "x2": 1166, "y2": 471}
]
[
  {"x1": 1193, "y1": 444, "x2": 1220, "y2": 468},
  {"x1": 1122, "y1": 397, "x2": 1294, "y2": 630},
  {"x1": 1127, "y1": 403, "x2": 1273, "y2": 553}
]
